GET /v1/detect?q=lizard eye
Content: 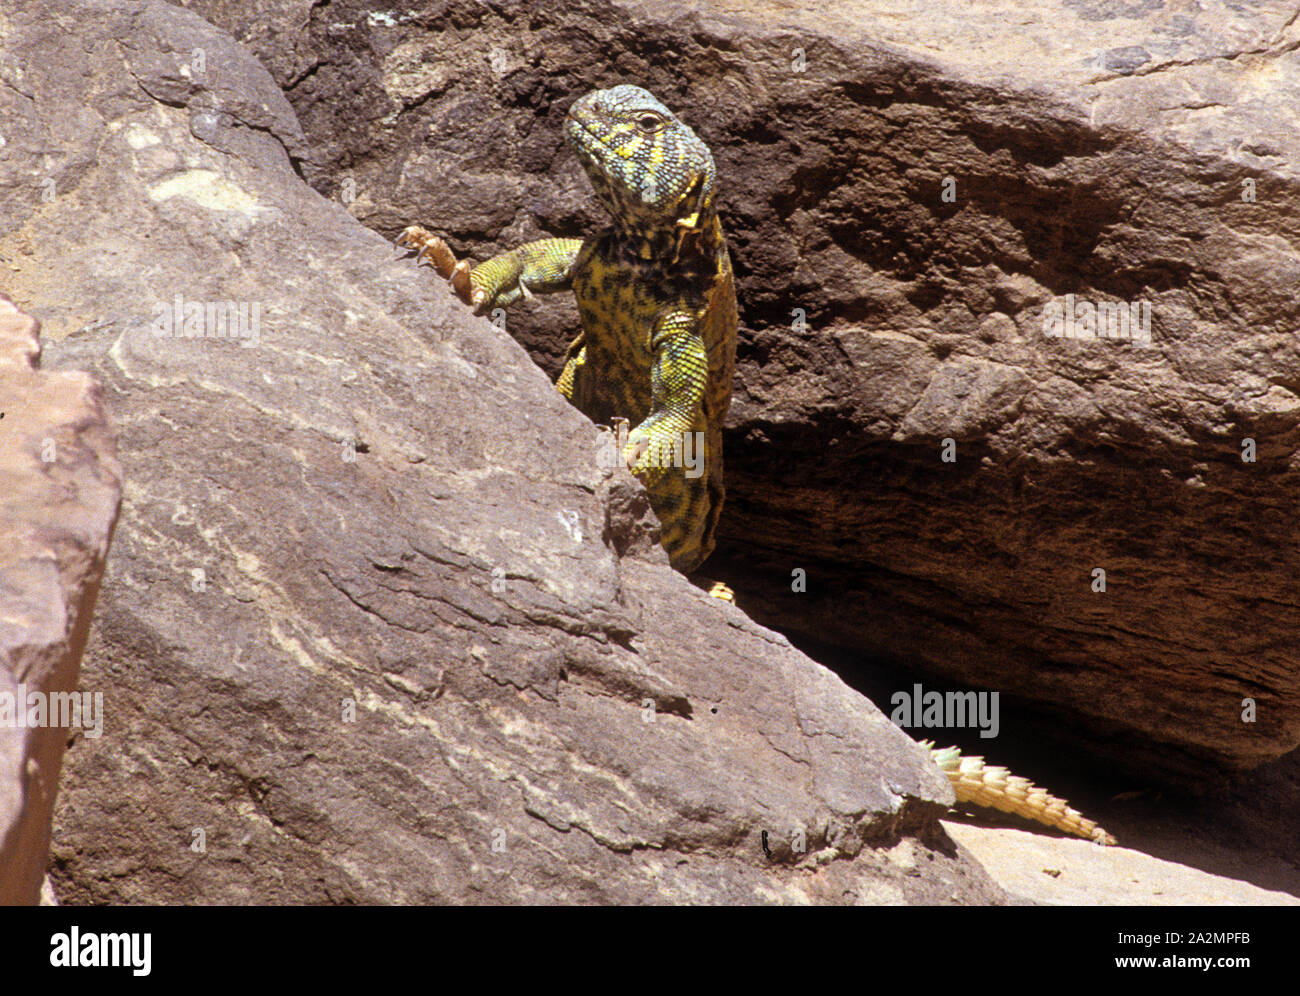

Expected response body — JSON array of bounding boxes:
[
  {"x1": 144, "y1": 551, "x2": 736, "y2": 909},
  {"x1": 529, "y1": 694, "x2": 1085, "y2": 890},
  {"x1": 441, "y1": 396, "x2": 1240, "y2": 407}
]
[{"x1": 634, "y1": 112, "x2": 664, "y2": 133}]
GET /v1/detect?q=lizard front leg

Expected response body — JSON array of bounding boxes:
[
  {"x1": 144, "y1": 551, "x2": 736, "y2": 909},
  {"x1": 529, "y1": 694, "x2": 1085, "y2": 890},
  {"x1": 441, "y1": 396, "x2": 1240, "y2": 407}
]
[
  {"x1": 624, "y1": 310, "x2": 709, "y2": 484},
  {"x1": 400, "y1": 226, "x2": 583, "y2": 313},
  {"x1": 624, "y1": 310, "x2": 720, "y2": 574}
]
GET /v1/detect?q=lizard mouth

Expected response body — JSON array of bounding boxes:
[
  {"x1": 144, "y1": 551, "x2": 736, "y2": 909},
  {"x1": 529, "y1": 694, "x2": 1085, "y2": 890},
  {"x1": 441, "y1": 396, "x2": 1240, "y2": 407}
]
[
  {"x1": 565, "y1": 108, "x2": 599, "y2": 142},
  {"x1": 566, "y1": 112, "x2": 611, "y2": 171}
]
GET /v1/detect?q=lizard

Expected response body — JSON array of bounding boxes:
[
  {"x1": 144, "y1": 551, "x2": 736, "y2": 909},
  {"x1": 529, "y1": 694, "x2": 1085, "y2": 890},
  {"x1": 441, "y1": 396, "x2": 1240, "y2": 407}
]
[
  {"x1": 400, "y1": 86, "x2": 1115, "y2": 846},
  {"x1": 400, "y1": 84, "x2": 736, "y2": 591}
]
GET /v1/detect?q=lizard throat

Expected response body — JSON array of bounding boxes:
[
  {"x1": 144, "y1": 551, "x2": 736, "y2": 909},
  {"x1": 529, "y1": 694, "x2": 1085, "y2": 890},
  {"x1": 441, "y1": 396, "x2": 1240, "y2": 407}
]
[{"x1": 615, "y1": 209, "x2": 723, "y2": 264}]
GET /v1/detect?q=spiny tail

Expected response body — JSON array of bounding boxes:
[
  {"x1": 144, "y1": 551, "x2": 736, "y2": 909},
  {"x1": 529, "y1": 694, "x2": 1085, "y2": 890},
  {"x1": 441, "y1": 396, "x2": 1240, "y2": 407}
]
[{"x1": 923, "y1": 741, "x2": 1117, "y2": 846}]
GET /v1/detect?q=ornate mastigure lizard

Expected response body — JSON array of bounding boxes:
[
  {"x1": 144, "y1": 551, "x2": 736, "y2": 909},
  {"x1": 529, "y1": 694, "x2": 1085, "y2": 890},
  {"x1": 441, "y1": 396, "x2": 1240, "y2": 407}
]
[
  {"x1": 401, "y1": 84, "x2": 736, "y2": 579},
  {"x1": 400, "y1": 87, "x2": 1116, "y2": 846}
]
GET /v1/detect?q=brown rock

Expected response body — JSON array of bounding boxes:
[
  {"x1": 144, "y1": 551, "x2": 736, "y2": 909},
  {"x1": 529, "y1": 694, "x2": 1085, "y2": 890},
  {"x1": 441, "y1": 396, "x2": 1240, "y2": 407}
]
[
  {"x1": 4, "y1": 0, "x2": 1003, "y2": 904},
  {"x1": 184, "y1": 0, "x2": 1300, "y2": 780},
  {"x1": 0, "y1": 295, "x2": 120, "y2": 905}
]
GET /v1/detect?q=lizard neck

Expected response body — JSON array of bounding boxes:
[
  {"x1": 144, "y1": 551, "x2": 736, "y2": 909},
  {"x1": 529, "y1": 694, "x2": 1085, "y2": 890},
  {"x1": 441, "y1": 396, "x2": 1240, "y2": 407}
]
[{"x1": 615, "y1": 209, "x2": 724, "y2": 267}]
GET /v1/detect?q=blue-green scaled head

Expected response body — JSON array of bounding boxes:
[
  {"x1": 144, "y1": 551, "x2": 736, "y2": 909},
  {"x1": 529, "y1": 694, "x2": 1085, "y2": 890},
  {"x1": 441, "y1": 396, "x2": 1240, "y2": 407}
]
[{"x1": 565, "y1": 85, "x2": 717, "y2": 255}]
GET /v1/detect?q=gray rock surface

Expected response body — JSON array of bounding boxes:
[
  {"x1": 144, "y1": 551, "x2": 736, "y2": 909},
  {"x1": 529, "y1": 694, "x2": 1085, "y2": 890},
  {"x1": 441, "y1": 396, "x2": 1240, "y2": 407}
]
[
  {"x1": 0, "y1": 294, "x2": 120, "y2": 905},
  {"x1": 3, "y1": 0, "x2": 1005, "y2": 904},
  {"x1": 181, "y1": 0, "x2": 1300, "y2": 780},
  {"x1": 7, "y1": 0, "x2": 1298, "y2": 904}
]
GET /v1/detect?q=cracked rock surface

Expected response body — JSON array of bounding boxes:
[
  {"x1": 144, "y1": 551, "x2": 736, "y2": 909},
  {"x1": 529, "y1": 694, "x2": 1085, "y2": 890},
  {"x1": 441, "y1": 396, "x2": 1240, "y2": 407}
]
[
  {"x1": 183, "y1": 0, "x2": 1300, "y2": 780},
  {"x1": 3, "y1": 0, "x2": 1005, "y2": 903}
]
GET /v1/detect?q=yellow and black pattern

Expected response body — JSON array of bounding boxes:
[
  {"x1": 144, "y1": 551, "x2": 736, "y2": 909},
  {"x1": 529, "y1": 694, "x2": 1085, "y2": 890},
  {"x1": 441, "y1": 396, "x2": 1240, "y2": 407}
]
[{"x1": 418, "y1": 86, "x2": 737, "y2": 573}]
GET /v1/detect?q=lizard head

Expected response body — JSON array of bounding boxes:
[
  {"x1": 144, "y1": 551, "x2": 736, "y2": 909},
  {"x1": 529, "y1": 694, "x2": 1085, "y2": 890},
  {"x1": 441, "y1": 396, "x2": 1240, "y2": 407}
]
[{"x1": 565, "y1": 85, "x2": 717, "y2": 260}]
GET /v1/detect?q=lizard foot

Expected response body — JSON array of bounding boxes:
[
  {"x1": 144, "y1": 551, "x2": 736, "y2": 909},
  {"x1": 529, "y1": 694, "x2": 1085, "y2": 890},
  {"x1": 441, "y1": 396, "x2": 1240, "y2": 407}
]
[
  {"x1": 687, "y1": 575, "x2": 734, "y2": 602},
  {"x1": 610, "y1": 418, "x2": 662, "y2": 485},
  {"x1": 398, "y1": 226, "x2": 484, "y2": 308},
  {"x1": 621, "y1": 425, "x2": 687, "y2": 488},
  {"x1": 706, "y1": 580, "x2": 735, "y2": 602}
]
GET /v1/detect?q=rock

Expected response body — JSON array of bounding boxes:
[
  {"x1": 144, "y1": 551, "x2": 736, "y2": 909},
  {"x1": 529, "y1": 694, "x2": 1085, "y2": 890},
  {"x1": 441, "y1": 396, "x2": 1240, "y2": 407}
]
[
  {"x1": 185, "y1": 0, "x2": 1300, "y2": 780},
  {"x1": 4, "y1": 0, "x2": 1003, "y2": 904},
  {"x1": 945, "y1": 822, "x2": 1300, "y2": 906},
  {"x1": 0, "y1": 294, "x2": 120, "y2": 905}
]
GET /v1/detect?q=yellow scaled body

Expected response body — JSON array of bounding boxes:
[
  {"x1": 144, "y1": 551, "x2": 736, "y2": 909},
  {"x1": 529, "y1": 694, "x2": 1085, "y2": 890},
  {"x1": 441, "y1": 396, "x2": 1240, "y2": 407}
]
[{"x1": 402, "y1": 85, "x2": 737, "y2": 573}]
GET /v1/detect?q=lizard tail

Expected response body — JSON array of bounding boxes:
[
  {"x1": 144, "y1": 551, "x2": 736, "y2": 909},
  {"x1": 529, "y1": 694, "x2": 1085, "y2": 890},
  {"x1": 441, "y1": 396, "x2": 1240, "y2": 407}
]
[{"x1": 923, "y1": 741, "x2": 1117, "y2": 845}]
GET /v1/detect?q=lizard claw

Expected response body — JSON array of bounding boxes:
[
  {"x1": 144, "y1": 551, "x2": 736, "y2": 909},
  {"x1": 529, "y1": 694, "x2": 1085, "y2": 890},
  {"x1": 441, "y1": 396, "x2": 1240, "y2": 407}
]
[
  {"x1": 399, "y1": 226, "x2": 479, "y2": 307},
  {"x1": 623, "y1": 430, "x2": 650, "y2": 476}
]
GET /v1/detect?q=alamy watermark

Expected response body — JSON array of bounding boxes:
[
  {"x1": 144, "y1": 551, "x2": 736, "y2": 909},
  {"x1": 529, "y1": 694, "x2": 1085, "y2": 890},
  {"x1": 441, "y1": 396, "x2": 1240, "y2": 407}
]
[
  {"x1": 149, "y1": 294, "x2": 261, "y2": 347},
  {"x1": 1043, "y1": 294, "x2": 1152, "y2": 345},
  {"x1": 598, "y1": 421, "x2": 706, "y2": 479},
  {"x1": 50, "y1": 928, "x2": 150, "y2": 976},
  {"x1": 890, "y1": 683, "x2": 999, "y2": 739},
  {"x1": 0, "y1": 684, "x2": 103, "y2": 739}
]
